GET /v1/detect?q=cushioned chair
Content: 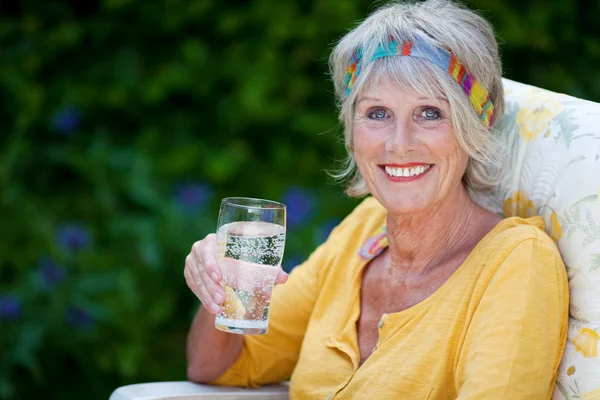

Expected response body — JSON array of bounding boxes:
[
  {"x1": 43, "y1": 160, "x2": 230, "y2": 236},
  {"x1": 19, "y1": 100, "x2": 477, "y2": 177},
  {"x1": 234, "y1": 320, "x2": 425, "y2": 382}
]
[{"x1": 110, "y1": 78, "x2": 600, "y2": 400}]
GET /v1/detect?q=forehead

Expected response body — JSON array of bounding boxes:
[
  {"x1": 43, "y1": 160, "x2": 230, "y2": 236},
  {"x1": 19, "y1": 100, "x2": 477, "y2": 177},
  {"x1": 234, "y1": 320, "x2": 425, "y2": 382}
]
[
  {"x1": 356, "y1": 76, "x2": 449, "y2": 106},
  {"x1": 359, "y1": 77, "x2": 421, "y2": 98},
  {"x1": 355, "y1": 57, "x2": 450, "y2": 103}
]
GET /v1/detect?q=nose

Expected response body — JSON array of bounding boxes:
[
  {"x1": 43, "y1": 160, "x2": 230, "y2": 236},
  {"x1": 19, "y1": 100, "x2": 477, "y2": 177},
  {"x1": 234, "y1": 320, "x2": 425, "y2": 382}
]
[{"x1": 384, "y1": 117, "x2": 415, "y2": 154}]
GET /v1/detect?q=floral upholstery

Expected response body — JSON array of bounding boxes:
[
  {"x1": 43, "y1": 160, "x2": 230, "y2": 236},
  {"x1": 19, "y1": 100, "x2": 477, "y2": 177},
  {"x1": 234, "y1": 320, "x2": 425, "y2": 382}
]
[{"x1": 472, "y1": 79, "x2": 600, "y2": 399}]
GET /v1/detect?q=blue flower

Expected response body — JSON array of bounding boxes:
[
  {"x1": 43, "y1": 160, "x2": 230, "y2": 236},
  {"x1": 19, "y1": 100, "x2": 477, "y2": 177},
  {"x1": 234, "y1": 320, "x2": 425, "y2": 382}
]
[
  {"x1": 282, "y1": 255, "x2": 304, "y2": 273},
  {"x1": 0, "y1": 295, "x2": 22, "y2": 320},
  {"x1": 66, "y1": 306, "x2": 94, "y2": 329},
  {"x1": 175, "y1": 182, "x2": 212, "y2": 211},
  {"x1": 56, "y1": 223, "x2": 91, "y2": 251},
  {"x1": 281, "y1": 187, "x2": 316, "y2": 228},
  {"x1": 37, "y1": 257, "x2": 66, "y2": 289},
  {"x1": 51, "y1": 107, "x2": 81, "y2": 135}
]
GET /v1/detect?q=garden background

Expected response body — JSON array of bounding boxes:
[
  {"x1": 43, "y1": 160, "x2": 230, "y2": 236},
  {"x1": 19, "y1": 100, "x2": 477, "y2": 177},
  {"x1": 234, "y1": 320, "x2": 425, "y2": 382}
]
[{"x1": 1, "y1": 0, "x2": 599, "y2": 398}]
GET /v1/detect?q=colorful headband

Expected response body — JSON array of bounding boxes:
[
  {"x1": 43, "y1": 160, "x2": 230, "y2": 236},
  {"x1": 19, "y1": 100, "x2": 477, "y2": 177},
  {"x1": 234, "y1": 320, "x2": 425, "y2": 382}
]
[{"x1": 344, "y1": 37, "x2": 495, "y2": 128}]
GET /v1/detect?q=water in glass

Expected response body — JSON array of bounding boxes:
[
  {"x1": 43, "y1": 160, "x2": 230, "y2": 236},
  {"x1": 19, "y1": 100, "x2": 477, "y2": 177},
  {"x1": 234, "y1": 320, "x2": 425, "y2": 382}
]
[{"x1": 215, "y1": 220, "x2": 285, "y2": 335}]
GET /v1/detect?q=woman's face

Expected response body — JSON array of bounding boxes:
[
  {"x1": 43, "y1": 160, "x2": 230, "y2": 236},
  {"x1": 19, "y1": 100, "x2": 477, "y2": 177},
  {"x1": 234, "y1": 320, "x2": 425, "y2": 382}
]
[{"x1": 352, "y1": 77, "x2": 469, "y2": 216}]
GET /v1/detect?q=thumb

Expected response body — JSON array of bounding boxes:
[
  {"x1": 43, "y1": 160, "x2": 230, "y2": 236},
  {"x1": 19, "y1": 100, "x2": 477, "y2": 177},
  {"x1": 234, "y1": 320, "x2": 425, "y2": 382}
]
[{"x1": 275, "y1": 269, "x2": 288, "y2": 284}]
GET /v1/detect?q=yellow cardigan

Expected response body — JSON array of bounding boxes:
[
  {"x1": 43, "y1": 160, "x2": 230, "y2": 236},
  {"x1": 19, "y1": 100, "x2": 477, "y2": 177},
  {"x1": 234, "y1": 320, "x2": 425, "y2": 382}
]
[{"x1": 213, "y1": 197, "x2": 569, "y2": 399}]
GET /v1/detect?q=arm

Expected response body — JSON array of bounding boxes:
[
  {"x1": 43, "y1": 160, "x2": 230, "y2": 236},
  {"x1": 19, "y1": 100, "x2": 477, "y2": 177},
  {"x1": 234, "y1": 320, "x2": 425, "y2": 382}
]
[
  {"x1": 186, "y1": 307, "x2": 244, "y2": 383},
  {"x1": 455, "y1": 234, "x2": 569, "y2": 399},
  {"x1": 188, "y1": 197, "x2": 382, "y2": 387},
  {"x1": 210, "y1": 234, "x2": 334, "y2": 387},
  {"x1": 184, "y1": 234, "x2": 289, "y2": 383}
]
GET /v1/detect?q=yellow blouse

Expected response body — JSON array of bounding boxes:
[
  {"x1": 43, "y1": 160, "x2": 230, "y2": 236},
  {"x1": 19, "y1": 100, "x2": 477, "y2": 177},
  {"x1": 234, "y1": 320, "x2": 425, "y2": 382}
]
[{"x1": 213, "y1": 197, "x2": 569, "y2": 399}]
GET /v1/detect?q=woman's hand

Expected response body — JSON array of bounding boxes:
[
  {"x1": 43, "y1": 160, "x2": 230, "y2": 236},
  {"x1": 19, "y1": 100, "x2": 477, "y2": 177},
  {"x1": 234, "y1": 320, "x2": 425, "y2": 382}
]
[{"x1": 184, "y1": 234, "x2": 289, "y2": 314}]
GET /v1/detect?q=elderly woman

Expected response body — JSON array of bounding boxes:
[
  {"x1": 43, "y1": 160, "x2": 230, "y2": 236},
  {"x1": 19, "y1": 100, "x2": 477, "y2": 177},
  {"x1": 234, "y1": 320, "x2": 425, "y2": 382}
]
[{"x1": 184, "y1": 0, "x2": 568, "y2": 398}]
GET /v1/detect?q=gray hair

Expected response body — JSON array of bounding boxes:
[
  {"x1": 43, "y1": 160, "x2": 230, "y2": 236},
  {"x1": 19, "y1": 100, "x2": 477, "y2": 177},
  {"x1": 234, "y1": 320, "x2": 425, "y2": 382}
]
[{"x1": 329, "y1": 0, "x2": 505, "y2": 197}]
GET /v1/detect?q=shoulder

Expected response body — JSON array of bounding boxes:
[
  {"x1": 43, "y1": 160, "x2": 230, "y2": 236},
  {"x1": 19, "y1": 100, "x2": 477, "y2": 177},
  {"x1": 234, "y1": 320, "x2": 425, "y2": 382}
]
[
  {"x1": 310, "y1": 197, "x2": 386, "y2": 269},
  {"x1": 483, "y1": 216, "x2": 566, "y2": 284},
  {"x1": 290, "y1": 197, "x2": 386, "y2": 286},
  {"x1": 491, "y1": 216, "x2": 561, "y2": 258}
]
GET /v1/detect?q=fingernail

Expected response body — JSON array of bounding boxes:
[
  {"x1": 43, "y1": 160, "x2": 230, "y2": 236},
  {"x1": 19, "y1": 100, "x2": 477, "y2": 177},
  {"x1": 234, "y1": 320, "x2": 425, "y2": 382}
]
[
  {"x1": 210, "y1": 303, "x2": 220, "y2": 313},
  {"x1": 210, "y1": 272, "x2": 219, "y2": 282},
  {"x1": 214, "y1": 292, "x2": 223, "y2": 304}
]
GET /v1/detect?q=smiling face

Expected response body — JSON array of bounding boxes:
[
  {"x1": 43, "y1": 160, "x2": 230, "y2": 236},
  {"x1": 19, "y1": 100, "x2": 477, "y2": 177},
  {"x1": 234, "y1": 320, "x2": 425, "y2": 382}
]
[{"x1": 352, "y1": 77, "x2": 470, "y2": 216}]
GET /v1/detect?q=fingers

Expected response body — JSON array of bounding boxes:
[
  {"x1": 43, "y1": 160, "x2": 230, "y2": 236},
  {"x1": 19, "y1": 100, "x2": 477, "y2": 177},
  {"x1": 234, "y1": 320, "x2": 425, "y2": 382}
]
[
  {"x1": 185, "y1": 233, "x2": 289, "y2": 316},
  {"x1": 185, "y1": 235, "x2": 225, "y2": 315},
  {"x1": 195, "y1": 235, "x2": 226, "y2": 310},
  {"x1": 196, "y1": 234, "x2": 222, "y2": 283},
  {"x1": 183, "y1": 265, "x2": 204, "y2": 301},
  {"x1": 185, "y1": 254, "x2": 220, "y2": 313},
  {"x1": 197, "y1": 260, "x2": 226, "y2": 311},
  {"x1": 275, "y1": 269, "x2": 288, "y2": 284}
]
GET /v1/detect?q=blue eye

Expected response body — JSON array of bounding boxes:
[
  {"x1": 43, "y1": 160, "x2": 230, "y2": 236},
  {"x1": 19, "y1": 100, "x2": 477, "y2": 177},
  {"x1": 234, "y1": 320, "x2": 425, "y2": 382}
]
[
  {"x1": 420, "y1": 107, "x2": 441, "y2": 121},
  {"x1": 367, "y1": 108, "x2": 389, "y2": 120}
]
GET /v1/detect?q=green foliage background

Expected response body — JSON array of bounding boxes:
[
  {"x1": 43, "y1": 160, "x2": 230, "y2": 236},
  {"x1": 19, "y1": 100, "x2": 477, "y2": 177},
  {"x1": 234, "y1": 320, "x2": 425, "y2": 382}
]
[{"x1": 0, "y1": 0, "x2": 598, "y2": 398}]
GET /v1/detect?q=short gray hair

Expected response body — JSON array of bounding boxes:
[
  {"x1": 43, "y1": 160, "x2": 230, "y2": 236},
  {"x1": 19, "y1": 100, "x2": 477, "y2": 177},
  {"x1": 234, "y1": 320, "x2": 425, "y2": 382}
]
[{"x1": 329, "y1": 0, "x2": 505, "y2": 197}]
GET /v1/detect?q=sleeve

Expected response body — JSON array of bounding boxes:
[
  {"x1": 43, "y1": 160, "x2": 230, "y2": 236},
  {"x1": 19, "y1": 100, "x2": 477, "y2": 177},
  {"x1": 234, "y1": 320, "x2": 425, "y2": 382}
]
[
  {"x1": 211, "y1": 212, "x2": 354, "y2": 387},
  {"x1": 455, "y1": 233, "x2": 569, "y2": 399}
]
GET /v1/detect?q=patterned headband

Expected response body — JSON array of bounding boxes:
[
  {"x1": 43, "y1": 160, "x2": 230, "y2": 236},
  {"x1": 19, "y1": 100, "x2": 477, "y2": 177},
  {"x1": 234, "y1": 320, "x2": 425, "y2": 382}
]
[{"x1": 344, "y1": 37, "x2": 495, "y2": 128}]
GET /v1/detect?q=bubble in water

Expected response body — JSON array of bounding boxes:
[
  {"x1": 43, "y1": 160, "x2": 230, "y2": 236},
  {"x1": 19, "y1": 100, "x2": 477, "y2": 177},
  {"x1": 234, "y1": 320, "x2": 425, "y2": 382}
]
[{"x1": 215, "y1": 221, "x2": 285, "y2": 334}]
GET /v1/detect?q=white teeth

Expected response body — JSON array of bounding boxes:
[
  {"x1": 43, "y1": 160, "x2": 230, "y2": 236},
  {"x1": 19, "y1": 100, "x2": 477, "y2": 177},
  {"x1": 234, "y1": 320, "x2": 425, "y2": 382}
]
[{"x1": 384, "y1": 165, "x2": 430, "y2": 178}]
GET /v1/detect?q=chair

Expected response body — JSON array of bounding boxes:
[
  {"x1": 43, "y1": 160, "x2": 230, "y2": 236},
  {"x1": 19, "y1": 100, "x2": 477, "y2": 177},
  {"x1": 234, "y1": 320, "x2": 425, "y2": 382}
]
[
  {"x1": 110, "y1": 78, "x2": 600, "y2": 399},
  {"x1": 474, "y1": 79, "x2": 600, "y2": 399},
  {"x1": 108, "y1": 382, "x2": 289, "y2": 400}
]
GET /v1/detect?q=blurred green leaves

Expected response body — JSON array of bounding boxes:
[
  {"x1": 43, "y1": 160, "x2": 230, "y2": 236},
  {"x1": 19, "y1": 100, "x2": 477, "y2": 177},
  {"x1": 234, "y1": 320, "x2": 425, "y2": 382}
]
[{"x1": 0, "y1": 0, "x2": 598, "y2": 398}]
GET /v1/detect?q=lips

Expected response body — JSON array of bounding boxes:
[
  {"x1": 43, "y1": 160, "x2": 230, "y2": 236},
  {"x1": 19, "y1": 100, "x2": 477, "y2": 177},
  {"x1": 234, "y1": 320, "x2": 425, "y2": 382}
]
[
  {"x1": 383, "y1": 164, "x2": 431, "y2": 178},
  {"x1": 380, "y1": 160, "x2": 433, "y2": 179}
]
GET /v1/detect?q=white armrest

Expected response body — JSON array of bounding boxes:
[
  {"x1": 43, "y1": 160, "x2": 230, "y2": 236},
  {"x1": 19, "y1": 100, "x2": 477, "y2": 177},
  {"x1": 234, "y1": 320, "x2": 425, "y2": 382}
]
[{"x1": 109, "y1": 381, "x2": 289, "y2": 400}]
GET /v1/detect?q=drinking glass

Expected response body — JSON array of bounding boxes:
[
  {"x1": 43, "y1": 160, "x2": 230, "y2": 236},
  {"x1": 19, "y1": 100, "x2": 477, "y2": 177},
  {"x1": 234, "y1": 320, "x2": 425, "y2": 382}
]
[{"x1": 214, "y1": 197, "x2": 286, "y2": 335}]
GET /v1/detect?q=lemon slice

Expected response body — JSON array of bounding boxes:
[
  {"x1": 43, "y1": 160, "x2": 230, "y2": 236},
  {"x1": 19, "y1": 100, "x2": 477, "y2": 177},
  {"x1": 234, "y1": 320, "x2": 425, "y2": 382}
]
[{"x1": 222, "y1": 286, "x2": 247, "y2": 319}]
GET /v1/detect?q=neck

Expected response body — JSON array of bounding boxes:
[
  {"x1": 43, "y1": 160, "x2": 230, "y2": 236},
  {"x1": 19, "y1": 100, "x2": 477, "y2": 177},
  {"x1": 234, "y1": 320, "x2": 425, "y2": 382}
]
[{"x1": 385, "y1": 185, "x2": 480, "y2": 277}]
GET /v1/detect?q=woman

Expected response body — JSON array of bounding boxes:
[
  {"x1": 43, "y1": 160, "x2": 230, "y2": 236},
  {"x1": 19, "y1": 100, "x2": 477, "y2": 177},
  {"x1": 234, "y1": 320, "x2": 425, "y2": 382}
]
[{"x1": 184, "y1": 0, "x2": 569, "y2": 398}]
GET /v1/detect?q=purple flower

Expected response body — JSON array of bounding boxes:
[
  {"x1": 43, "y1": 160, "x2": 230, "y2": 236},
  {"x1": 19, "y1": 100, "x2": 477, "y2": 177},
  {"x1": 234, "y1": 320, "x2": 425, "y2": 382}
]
[
  {"x1": 0, "y1": 295, "x2": 22, "y2": 320},
  {"x1": 51, "y1": 107, "x2": 81, "y2": 134},
  {"x1": 56, "y1": 223, "x2": 91, "y2": 251},
  {"x1": 175, "y1": 182, "x2": 212, "y2": 210},
  {"x1": 66, "y1": 306, "x2": 94, "y2": 329},
  {"x1": 283, "y1": 255, "x2": 304, "y2": 273},
  {"x1": 37, "y1": 257, "x2": 66, "y2": 289},
  {"x1": 281, "y1": 187, "x2": 316, "y2": 228}
]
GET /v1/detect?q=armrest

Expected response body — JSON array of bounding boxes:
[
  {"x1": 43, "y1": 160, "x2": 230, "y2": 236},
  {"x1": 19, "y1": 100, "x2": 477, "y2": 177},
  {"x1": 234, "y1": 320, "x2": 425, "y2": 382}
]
[{"x1": 109, "y1": 381, "x2": 289, "y2": 400}]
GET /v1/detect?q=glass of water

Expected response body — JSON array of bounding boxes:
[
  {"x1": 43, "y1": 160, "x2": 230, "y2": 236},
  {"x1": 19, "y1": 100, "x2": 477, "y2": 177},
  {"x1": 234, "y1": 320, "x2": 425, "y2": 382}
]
[{"x1": 214, "y1": 197, "x2": 286, "y2": 335}]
